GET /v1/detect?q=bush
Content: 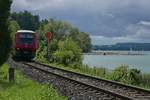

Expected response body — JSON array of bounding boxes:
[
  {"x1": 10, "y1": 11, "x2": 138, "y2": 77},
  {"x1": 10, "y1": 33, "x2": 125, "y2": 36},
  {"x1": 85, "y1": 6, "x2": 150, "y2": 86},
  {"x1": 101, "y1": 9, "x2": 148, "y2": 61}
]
[
  {"x1": 36, "y1": 41, "x2": 47, "y2": 61},
  {"x1": 53, "y1": 50, "x2": 74, "y2": 65},
  {"x1": 110, "y1": 65, "x2": 141, "y2": 85},
  {"x1": 53, "y1": 38, "x2": 82, "y2": 66}
]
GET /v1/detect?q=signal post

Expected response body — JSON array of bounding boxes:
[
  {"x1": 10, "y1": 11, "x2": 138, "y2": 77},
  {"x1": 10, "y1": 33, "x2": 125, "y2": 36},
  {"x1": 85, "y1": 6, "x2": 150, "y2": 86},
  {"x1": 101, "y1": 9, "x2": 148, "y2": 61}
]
[{"x1": 45, "y1": 32, "x2": 52, "y2": 58}]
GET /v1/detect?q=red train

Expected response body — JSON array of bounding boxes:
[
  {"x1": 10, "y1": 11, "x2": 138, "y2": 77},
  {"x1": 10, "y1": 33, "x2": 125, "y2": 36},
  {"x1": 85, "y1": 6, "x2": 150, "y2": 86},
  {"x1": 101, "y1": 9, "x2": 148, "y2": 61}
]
[{"x1": 14, "y1": 30, "x2": 37, "y2": 60}]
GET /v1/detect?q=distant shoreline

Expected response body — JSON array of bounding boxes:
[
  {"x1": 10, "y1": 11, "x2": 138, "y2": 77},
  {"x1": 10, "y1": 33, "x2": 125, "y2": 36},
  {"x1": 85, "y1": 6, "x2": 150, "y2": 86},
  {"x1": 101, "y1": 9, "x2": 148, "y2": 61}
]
[{"x1": 83, "y1": 51, "x2": 148, "y2": 55}]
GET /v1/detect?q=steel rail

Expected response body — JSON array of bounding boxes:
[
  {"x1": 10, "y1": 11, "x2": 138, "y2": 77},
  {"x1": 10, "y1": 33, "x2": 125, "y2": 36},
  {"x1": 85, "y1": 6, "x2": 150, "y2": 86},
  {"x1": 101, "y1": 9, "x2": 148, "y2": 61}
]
[
  {"x1": 33, "y1": 62, "x2": 150, "y2": 100},
  {"x1": 23, "y1": 62, "x2": 135, "y2": 100},
  {"x1": 35, "y1": 62, "x2": 150, "y2": 93}
]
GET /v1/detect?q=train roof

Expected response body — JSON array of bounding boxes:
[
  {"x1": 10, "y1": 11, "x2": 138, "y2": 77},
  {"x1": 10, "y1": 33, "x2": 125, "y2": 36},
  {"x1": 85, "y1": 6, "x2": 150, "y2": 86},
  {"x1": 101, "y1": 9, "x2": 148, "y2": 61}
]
[{"x1": 17, "y1": 30, "x2": 35, "y2": 33}]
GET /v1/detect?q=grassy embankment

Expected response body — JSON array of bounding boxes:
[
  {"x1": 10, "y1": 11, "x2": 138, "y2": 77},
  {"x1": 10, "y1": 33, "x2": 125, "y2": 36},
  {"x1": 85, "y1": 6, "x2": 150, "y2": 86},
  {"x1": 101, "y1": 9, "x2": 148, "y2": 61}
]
[
  {"x1": 0, "y1": 64, "x2": 66, "y2": 100},
  {"x1": 37, "y1": 59, "x2": 150, "y2": 90}
]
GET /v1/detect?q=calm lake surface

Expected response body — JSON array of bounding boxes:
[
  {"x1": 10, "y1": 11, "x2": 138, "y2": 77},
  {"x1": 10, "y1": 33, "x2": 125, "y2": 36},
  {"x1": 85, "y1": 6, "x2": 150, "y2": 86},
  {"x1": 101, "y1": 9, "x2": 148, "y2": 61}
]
[{"x1": 83, "y1": 51, "x2": 150, "y2": 73}]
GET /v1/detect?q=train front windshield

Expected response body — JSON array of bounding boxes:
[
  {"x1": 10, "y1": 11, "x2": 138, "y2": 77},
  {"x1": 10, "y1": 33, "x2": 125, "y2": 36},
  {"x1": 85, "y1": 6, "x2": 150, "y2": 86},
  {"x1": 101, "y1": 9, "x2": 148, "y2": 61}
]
[{"x1": 18, "y1": 32, "x2": 34, "y2": 45}]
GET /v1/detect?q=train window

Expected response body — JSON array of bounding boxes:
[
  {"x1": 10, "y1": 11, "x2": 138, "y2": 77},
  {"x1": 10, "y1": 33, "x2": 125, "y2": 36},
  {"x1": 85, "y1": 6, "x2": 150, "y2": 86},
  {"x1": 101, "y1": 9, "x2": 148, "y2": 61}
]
[
  {"x1": 19, "y1": 33, "x2": 34, "y2": 38},
  {"x1": 19, "y1": 38, "x2": 34, "y2": 45},
  {"x1": 18, "y1": 32, "x2": 34, "y2": 45}
]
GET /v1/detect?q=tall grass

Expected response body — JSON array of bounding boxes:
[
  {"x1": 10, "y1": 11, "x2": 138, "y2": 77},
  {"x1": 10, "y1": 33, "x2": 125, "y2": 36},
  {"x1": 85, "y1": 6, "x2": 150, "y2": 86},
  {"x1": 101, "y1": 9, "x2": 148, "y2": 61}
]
[
  {"x1": 36, "y1": 57, "x2": 107, "y2": 77},
  {"x1": 0, "y1": 64, "x2": 66, "y2": 100},
  {"x1": 139, "y1": 73, "x2": 150, "y2": 89}
]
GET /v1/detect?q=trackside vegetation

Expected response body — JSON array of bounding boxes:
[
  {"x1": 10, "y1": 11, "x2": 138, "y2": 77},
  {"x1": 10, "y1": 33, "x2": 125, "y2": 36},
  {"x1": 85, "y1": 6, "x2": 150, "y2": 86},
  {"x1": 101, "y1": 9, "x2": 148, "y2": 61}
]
[
  {"x1": 0, "y1": 64, "x2": 66, "y2": 100},
  {"x1": 53, "y1": 38, "x2": 82, "y2": 66},
  {"x1": 35, "y1": 17, "x2": 91, "y2": 69},
  {"x1": 37, "y1": 58, "x2": 150, "y2": 90},
  {"x1": 0, "y1": 0, "x2": 12, "y2": 66}
]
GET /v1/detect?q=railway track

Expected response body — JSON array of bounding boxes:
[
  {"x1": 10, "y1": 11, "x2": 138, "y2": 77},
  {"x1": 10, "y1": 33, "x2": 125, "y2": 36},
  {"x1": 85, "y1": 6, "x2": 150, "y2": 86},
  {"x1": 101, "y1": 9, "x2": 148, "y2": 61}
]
[{"x1": 20, "y1": 61, "x2": 150, "y2": 100}]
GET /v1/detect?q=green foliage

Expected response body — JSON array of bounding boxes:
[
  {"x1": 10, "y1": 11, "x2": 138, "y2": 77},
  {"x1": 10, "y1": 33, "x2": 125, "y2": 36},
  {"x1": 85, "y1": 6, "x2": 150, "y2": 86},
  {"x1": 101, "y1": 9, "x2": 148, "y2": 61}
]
[
  {"x1": 49, "y1": 39, "x2": 58, "y2": 52},
  {"x1": 0, "y1": 0, "x2": 12, "y2": 66},
  {"x1": 53, "y1": 38, "x2": 82, "y2": 66},
  {"x1": 11, "y1": 11, "x2": 40, "y2": 31},
  {"x1": 69, "y1": 31, "x2": 92, "y2": 53},
  {"x1": 36, "y1": 18, "x2": 91, "y2": 66},
  {"x1": 38, "y1": 18, "x2": 92, "y2": 53},
  {"x1": 9, "y1": 20, "x2": 20, "y2": 48},
  {"x1": 53, "y1": 51, "x2": 74, "y2": 65},
  {"x1": 110, "y1": 65, "x2": 128, "y2": 82},
  {"x1": 110, "y1": 65, "x2": 141, "y2": 85},
  {"x1": 73, "y1": 65, "x2": 107, "y2": 77},
  {"x1": 42, "y1": 19, "x2": 72, "y2": 39},
  {"x1": 36, "y1": 41, "x2": 47, "y2": 61},
  {"x1": 0, "y1": 64, "x2": 66, "y2": 100},
  {"x1": 139, "y1": 73, "x2": 150, "y2": 88},
  {"x1": 9, "y1": 20, "x2": 20, "y2": 39}
]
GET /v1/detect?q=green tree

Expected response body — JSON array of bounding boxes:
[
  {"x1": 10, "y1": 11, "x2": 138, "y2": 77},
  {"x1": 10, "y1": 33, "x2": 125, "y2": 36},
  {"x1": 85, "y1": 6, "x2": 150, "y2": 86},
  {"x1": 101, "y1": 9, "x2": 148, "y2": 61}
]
[
  {"x1": 38, "y1": 18, "x2": 92, "y2": 53},
  {"x1": 36, "y1": 18, "x2": 91, "y2": 65},
  {"x1": 9, "y1": 20, "x2": 20, "y2": 54},
  {"x1": 0, "y1": 0, "x2": 12, "y2": 66},
  {"x1": 41, "y1": 18, "x2": 72, "y2": 39},
  {"x1": 9, "y1": 20, "x2": 20, "y2": 40},
  {"x1": 11, "y1": 11, "x2": 40, "y2": 31},
  {"x1": 53, "y1": 38, "x2": 82, "y2": 66},
  {"x1": 69, "y1": 31, "x2": 92, "y2": 52}
]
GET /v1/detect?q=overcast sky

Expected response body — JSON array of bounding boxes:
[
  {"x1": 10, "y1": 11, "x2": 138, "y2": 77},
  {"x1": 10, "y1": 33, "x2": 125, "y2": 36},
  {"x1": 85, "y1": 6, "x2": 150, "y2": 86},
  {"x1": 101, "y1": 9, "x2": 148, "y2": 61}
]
[{"x1": 11, "y1": 0, "x2": 150, "y2": 45}]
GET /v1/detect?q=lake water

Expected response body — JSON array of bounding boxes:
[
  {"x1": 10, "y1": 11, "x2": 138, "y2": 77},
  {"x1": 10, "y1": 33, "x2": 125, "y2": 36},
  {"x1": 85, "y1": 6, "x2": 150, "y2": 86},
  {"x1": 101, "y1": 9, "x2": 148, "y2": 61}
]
[{"x1": 83, "y1": 51, "x2": 150, "y2": 73}]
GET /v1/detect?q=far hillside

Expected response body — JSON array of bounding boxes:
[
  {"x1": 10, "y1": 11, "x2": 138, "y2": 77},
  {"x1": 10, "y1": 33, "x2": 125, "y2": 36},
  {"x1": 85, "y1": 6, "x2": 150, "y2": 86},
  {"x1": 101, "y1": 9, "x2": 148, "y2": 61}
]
[{"x1": 93, "y1": 43, "x2": 150, "y2": 51}]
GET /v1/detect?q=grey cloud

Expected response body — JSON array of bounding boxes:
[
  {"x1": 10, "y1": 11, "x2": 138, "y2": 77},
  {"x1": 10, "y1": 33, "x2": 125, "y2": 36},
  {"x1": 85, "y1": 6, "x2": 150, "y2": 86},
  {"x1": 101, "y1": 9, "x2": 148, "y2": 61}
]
[
  {"x1": 138, "y1": 21, "x2": 150, "y2": 26},
  {"x1": 126, "y1": 21, "x2": 150, "y2": 39},
  {"x1": 12, "y1": 0, "x2": 150, "y2": 41},
  {"x1": 12, "y1": 0, "x2": 150, "y2": 14},
  {"x1": 91, "y1": 35, "x2": 150, "y2": 45}
]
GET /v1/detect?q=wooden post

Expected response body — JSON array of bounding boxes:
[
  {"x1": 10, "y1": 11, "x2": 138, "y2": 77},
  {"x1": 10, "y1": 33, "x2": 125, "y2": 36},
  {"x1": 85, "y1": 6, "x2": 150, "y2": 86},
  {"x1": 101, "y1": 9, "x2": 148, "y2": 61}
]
[
  {"x1": 8, "y1": 59, "x2": 15, "y2": 82},
  {"x1": 9, "y1": 68, "x2": 14, "y2": 82}
]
